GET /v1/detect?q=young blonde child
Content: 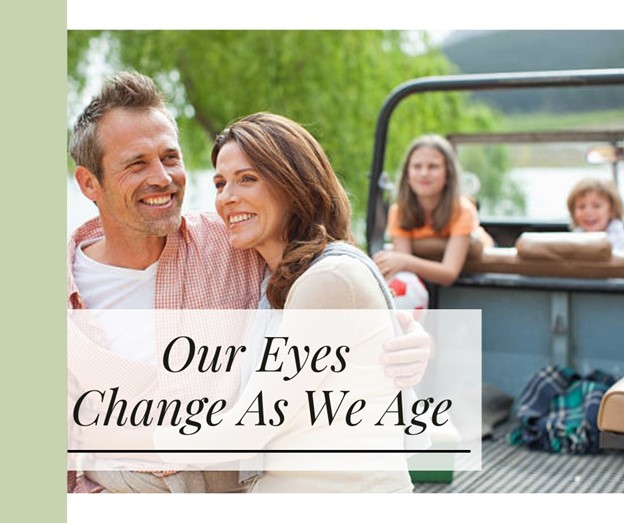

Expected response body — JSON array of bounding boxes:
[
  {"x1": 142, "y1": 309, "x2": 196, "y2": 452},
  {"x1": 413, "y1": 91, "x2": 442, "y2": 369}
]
[
  {"x1": 373, "y1": 134, "x2": 492, "y2": 302},
  {"x1": 567, "y1": 177, "x2": 624, "y2": 254}
]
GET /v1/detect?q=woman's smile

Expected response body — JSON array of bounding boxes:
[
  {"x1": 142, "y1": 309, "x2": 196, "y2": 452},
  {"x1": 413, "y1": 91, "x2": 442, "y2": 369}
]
[
  {"x1": 227, "y1": 212, "x2": 258, "y2": 226},
  {"x1": 214, "y1": 141, "x2": 292, "y2": 270}
]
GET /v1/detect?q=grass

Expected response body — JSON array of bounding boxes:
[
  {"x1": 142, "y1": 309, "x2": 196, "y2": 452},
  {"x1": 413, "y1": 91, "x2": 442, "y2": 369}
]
[
  {"x1": 496, "y1": 109, "x2": 624, "y2": 132},
  {"x1": 480, "y1": 109, "x2": 624, "y2": 167}
]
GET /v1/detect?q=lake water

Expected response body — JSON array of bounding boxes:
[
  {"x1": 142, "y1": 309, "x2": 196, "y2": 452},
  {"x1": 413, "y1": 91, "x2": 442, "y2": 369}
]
[
  {"x1": 67, "y1": 164, "x2": 620, "y2": 239},
  {"x1": 505, "y1": 164, "x2": 618, "y2": 220}
]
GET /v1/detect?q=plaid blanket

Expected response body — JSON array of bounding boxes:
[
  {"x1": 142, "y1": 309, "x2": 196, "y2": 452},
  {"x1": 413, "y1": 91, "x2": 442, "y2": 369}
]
[{"x1": 509, "y1": 366, "x2": 616, "y2": 454}]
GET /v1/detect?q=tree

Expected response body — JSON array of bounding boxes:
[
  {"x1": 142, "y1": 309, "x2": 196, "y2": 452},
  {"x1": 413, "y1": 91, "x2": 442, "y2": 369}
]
[{"x1": 68, "y1": 30, "x2": 507, "y2": 225}]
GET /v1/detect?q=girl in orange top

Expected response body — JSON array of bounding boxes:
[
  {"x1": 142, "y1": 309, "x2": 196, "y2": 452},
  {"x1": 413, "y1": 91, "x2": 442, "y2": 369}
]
[{"x1": 374, "y1": 134, "x2": 489, "y2": 286}]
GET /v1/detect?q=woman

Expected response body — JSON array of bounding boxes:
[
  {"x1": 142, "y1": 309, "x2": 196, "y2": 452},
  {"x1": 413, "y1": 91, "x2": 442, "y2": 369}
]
[{"x1": 157, "y1": 113, "x2": 414, "y2": 492}]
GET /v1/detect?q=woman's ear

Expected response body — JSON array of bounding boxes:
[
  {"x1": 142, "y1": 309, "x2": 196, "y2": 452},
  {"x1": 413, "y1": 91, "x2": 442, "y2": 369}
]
[{"x1": 74, "y1": 166, "x2": 101, "y2": 203}]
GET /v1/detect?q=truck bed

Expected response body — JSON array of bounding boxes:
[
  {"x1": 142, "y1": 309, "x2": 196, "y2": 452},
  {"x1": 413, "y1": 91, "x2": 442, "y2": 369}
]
[{"x1": 412, "y1": 420, "x2": 624, "y2": 493}]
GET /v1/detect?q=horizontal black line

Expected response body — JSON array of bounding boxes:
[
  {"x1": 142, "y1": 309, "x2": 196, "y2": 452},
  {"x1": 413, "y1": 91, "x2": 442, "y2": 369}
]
[{"x1": 68, "y1": 449, "x2": 471, "y2": 454}]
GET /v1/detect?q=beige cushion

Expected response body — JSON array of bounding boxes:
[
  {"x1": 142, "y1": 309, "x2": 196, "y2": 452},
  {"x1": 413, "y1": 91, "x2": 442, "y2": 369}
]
[
  {"x1": 516, "y1": 232, "x2": 612, "y2": 262},
  {"x1": 463, "y1": 247, "x2": 624, "y2": 279},
  {"x1": 598, "y1": 378, "x2": 624, "y2": 434},
  {"x1": 411, "y1": 236, "x2": 483, "y2": 261},
  {"x1": 412, "y1": 233, "x2": 624, "y2": 279}
]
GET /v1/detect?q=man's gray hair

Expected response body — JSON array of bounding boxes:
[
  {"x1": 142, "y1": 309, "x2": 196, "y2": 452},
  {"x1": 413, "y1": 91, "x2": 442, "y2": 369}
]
[{"x1": 69, "y1": 71, "x2": 178, "y2": 180}]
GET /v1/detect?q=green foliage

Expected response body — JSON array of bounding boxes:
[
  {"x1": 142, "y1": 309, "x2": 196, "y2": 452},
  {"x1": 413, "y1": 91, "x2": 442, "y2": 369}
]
[
  {"x1": 67, "y1": 30, "x2": 99, "y2": 92},
  {"x1": 68, "y1": 30, "x2": 511, "y2": 221},
  {"x1": 458, "y1": 145, "x2": 525, "y2": 217},
  {"x1": 497, "y1": 108, "x2": 624, "y2": 133}
]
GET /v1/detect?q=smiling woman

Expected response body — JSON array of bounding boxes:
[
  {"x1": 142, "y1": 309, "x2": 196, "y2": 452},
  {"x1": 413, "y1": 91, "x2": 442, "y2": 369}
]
[
  {"x1": 213, "y1": 140, "x2": 292, "y2": 273},
  {"x1": 152, "y1": 112, "x2": 428, "y2": 493},
  {"x1": 211, "y1": 112, "x2": 356, "y2": 310}
]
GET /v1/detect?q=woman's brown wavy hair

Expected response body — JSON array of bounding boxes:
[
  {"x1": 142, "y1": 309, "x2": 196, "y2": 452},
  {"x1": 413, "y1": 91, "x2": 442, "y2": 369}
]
[{"x1": 211, "y1": 112, "x2": 354, "y2": 309}]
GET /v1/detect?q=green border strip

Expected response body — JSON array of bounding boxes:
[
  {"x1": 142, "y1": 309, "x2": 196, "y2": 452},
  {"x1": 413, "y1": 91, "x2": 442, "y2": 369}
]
[{"x1": 4, "y1": 1, "x2": 66, "y2": 521}]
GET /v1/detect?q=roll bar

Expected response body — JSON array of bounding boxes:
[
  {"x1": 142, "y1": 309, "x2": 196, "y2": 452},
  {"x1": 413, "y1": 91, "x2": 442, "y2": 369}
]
[{"x1": 366, "y1": 68, "x2": 624, "y2": 254}]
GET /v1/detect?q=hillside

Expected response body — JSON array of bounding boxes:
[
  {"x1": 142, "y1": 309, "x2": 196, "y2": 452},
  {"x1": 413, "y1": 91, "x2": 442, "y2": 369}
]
[{"x1": 441, "y1": 30, "x2": 624, "y2": 113}]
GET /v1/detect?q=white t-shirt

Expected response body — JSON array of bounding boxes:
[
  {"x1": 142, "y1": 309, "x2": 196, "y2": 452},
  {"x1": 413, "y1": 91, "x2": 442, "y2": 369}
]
[
  {"x1": 607, "y1": 219, "x2": 624, "y2": 255},
  {"x1": 574, "y1": 219, "x2": 624, "y2": 256},
  {"x1": 72, "y1": 238, "x2": 158, "y2": 365}
]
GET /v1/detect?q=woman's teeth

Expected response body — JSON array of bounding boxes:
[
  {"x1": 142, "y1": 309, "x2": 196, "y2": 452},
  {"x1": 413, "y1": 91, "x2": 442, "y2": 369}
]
[{"x1": 230, "y1": 213, "x2": 256, "y2": 224}]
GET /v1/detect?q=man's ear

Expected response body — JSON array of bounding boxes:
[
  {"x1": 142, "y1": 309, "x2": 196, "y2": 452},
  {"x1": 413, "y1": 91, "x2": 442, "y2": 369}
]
[{"x1": 74, "y1": 166, "x2": 101, "y2": 203}]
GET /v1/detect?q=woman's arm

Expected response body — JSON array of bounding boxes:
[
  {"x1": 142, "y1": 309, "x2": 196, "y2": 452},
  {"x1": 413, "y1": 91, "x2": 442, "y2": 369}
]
[{"x1": 374, "y1": 234, "x2": 470, "y2": 286}]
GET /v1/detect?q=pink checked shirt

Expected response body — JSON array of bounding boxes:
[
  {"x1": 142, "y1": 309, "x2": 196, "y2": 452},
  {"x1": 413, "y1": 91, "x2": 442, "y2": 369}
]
[
  {"x1": 67, "y1": 212, "x2": 265, "y2": 492},
  {"x1": 68, "y1": 212, "x2": 264, "y2": 310}
]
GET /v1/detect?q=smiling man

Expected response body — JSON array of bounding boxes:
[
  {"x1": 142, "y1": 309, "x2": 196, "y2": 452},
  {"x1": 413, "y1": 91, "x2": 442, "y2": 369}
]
[
  {"x1": 68, "y1": 72, "x2": 265, "y2": 493},
  {"x1": 67, "y1": 71, "x2": 430, "y2": 493},
  {"x1": 74, "y1": 108, "x2": 185, "y2": 267}
]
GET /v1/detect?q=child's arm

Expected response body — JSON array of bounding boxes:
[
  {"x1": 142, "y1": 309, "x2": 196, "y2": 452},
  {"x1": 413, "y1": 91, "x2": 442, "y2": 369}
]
[
  {"x1": 374, "y1": 234, "x2": 470, "y2": 286},
  {"x1": 392, "y1": 235, "x2": 412, "y2": 254}
]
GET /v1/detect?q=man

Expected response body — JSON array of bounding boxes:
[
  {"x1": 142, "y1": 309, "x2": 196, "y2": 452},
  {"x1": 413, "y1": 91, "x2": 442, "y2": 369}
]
[{"x1": 67, "y1": 71, "x2": 430, "y2": 493}]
